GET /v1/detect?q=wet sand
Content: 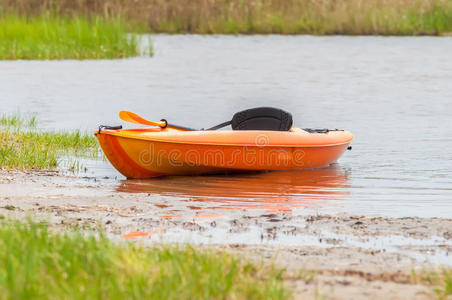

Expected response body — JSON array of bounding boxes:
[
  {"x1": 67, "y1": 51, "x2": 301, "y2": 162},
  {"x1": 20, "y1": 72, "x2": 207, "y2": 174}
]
[{"x1": 1, "y1": 170, "x2": 451, "y2": 299}]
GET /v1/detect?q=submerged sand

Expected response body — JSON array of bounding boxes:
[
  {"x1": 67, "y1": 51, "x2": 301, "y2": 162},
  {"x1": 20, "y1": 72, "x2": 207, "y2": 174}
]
[{"x1": 1, "y1": 170, "x2": 451, "y2": 299}]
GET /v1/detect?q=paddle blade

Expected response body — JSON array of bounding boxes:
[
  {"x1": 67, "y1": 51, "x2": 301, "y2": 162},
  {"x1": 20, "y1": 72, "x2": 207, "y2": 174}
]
[{"x1": 119, "y1": 111, "x2": 165, "y2": 127}]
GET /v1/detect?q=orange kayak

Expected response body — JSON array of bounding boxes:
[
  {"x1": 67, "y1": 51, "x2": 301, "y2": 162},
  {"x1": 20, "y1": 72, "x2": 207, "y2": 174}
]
[{"x1": 95, "y1": 126, "x2": 353, "y2": 178}]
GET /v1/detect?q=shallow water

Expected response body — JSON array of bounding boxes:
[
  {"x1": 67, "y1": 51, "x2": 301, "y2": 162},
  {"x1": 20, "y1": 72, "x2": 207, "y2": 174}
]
[{"x1": 1, "y1": 35, "x2": 452, "y2": 218}]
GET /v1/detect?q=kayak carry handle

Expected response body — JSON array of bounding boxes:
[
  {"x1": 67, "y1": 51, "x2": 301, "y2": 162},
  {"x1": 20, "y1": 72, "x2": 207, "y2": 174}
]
[{"x1": 98, "y1": 125, "x2": 122, "y2": 134}]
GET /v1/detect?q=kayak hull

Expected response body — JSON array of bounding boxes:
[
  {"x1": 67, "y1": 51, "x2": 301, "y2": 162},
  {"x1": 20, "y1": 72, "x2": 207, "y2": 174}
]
[{"x1": 95, "y1": 128, "x2": 353, "y2": 178}]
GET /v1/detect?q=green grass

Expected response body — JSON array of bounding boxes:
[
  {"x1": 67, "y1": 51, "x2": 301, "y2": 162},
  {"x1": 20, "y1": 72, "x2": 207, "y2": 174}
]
[
  {"x1": 0, "y1": 14, "x2": 151, "y2": 60},
  {"x1": 443, "y1": 270, "x2": 452, "y2": 298},
  {"x1": 0, "y1": 219, "x2": 289, "y2": 299},
  {"x1": 412, "y1": 268, "x2": 452, "y2": 299},
  {"x1": 429, "y1": 269, "x2": 452, "y2": 299},
  {"x1": 2, "y1": 0, "x2": 451, "y2": 35},
  {"x1": 0, "y1": 114, "x2": 36, "y2": 128},
  {"x1": 0, "y1": 114, "x2": 100, "y2": 170}
]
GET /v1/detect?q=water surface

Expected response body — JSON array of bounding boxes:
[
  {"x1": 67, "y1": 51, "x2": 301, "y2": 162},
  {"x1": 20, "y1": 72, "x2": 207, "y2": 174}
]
[{"x1": 1, "y1": 35, "x2": 451, "y2": 218}]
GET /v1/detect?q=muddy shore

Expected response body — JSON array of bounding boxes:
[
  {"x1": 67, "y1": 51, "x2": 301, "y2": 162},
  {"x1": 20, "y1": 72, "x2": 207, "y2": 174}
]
[{"x1": 1, "y1": 170, "x2": 451, "y2": 299}]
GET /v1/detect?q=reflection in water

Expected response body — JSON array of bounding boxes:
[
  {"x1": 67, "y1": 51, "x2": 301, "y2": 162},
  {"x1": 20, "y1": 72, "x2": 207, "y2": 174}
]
[{"x1": 117, "y1": 165, "x2": 351, "y2": 213}]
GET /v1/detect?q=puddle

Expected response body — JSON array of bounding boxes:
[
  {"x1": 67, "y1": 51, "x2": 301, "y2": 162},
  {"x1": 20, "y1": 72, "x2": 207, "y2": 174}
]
[{"x1": 113, "y1": 216, "x2": 452, "y2": 266}]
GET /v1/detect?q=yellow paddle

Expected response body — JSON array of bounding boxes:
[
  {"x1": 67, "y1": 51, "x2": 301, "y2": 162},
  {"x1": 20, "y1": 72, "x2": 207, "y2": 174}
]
[{"x1": 119, "y1": 111, "x2": 195, "y2": 131}]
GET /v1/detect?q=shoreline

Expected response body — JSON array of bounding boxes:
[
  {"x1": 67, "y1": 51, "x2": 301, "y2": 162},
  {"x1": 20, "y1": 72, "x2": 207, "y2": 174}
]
[
  {"x1": 1, "y1": 169, "x2": 451, "y2": 299},
  {"x1": 3, "y1": 0, "x2": 452, "y2": 36}
]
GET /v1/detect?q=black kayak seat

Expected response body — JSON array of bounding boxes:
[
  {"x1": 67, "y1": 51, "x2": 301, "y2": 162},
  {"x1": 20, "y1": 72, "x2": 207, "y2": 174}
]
[{"x1": 207, "y1": 107, "x2": 293, "y2": 131}]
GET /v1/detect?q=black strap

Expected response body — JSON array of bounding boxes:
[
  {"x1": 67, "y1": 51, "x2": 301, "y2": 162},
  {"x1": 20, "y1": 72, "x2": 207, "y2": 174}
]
[
  {"x1": 206, "y1": 120, "x2": 232, "y2": 131},
  {"x1": 161, "y1": 119, "x2": 197, "y2": 131},
  {"x1": 303, "y1": 128, "x2": 344, "y2": 133}
]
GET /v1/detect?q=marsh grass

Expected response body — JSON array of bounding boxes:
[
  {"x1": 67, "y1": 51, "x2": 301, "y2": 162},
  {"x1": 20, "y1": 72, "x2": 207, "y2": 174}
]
[
  {"x1": 443, "y1": 271, "x2": 452, "y2": 298},
  {"x1": 0, "y1": 114, "x2": 100, "y2": 170},
  {"x1": 0, "y1": 219, "x2": 289, "y2": 299},
  {"x1": 0, "y1": 14, "x2": 150, "y2": 60},
  {"x1": 2, "y1": 0, "x2": 452, "y2": 35},
  {"x1": 0, "y1": 114, "x2": 36, "y2": 128},
  {"x1": 412, "y1": 268, "x2": 452, "y2": 299}
]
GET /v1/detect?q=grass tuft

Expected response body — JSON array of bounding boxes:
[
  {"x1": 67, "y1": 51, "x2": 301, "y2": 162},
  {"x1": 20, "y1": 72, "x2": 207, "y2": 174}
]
[
  {"x1": 0, "y1": 219, "x2": 289, "y2": 299},
  {"x1": 0, "y1": 113, "x2": 36, "y2": 128},
  {"x1": 0, "y1": 14, "x2": 150, "y2": 60},
  {"x1": 435, "y1": 269, "x2": 452, "y2": 299},
  {"x1": 412, "y1": 268, "x2": 452, "y2": 299},
  {"x1": 0, "y1": 114, "x2": 100, "y2": 170}
]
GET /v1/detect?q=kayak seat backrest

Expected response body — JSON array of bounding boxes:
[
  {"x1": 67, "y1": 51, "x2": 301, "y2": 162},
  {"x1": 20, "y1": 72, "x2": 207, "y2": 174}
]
[{"x1": 231, "y1": 107, "x2": 293, "y2": 131}]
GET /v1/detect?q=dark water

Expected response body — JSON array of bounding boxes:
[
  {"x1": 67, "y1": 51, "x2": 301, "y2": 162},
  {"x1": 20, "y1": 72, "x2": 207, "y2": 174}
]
[{"x1": 1, "y1": 35, "x2": 452, "y2": 218}]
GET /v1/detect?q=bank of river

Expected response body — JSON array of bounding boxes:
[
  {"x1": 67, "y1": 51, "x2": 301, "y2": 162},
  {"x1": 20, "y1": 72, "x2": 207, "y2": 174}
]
[
  {"x1": 0, "y1": 15, "x2": 148, "y2": 60},
  {"x1": 3, "y1": 0, "x2": 452, "y2": 35}
]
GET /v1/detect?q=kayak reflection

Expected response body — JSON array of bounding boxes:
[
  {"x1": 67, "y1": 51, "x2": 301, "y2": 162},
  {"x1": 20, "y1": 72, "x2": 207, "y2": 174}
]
[{"x1": 116, "y1": 165, "x2": 351, "y2": 213}]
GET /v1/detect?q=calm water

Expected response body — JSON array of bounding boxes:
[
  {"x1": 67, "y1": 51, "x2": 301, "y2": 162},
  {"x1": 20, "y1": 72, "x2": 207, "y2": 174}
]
[{"x1": 1, "y1": 35, "x2": 452, "y2": 218}]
